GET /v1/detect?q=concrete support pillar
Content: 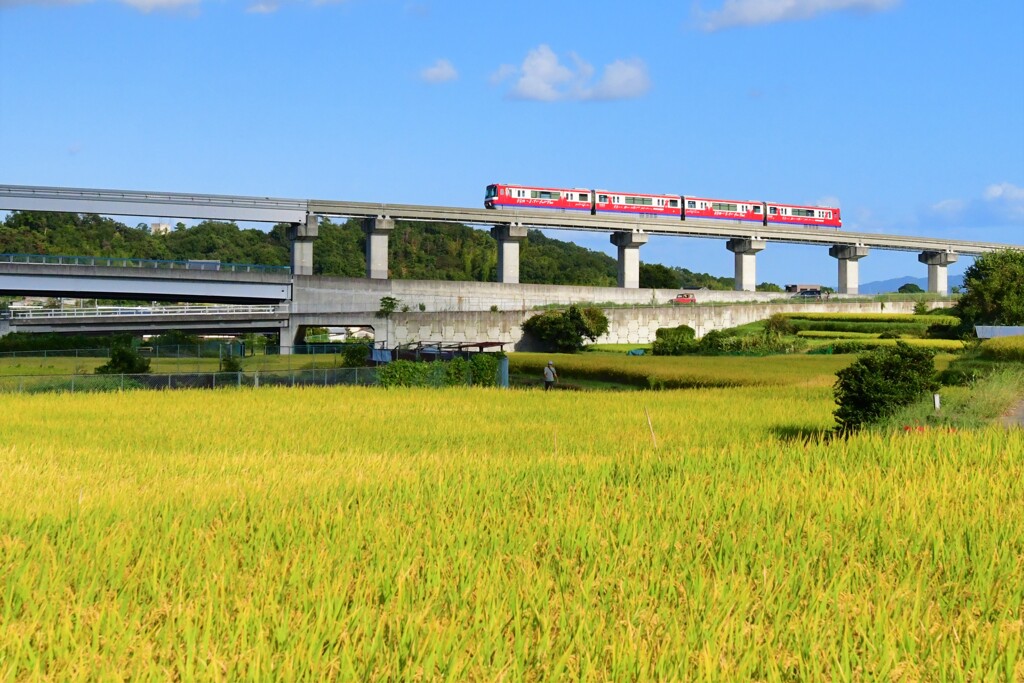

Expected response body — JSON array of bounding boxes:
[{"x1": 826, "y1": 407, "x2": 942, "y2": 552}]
[
  {"x1": 363, "y1": 216, "x2": 395, "y2": 280},
  {"x1": 610, "y1": 230, "x2": 649, "y2": 289},
  {"x1": 288, "y1": 214, "x2": 319, "y2": 276},
  {"x1": 490, "y1": 223, "x2": 528, "y2": 284},
  {"x1": 279, "y1": 319, "x2": 299, "y2": 355},
  {"x1": 829, "y1": 245, "x2": 870, "y2": 294},
  {"x1": 918, "y1": 250, "x2": 958, "y2": 295},
  {"x1": 726, "y1": 238, "x2": 766, "y2": 292}
]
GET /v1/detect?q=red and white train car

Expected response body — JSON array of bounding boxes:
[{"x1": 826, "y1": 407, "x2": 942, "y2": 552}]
[
  {"x1": 484, "y1": 183, "x2": 842, "y2": 228},
  {"x1": 594, "y1": 190, "x2": 680, "y2": 217},
  {"x1": 681, "y1": 196, "x2": 763, "y2": 223},
  {"x1": 765, "y1": 202, "x2": 841, "y2": 228},
  {"x1": 484, "y1": 184, "x2": 593, "y2": 212}
]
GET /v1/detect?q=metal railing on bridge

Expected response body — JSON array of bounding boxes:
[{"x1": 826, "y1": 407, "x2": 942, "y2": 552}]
[
  {"x1": 0, "y1": 253, "x2": 290, "y2": 274},
  {"x1": 7, "y1": 304, "x2": 282, "y2": 320}
]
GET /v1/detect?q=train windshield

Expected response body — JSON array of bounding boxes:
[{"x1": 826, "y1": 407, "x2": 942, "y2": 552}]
[{"x1": 485, "y1": 185, "x2": 498, "y2": 199}]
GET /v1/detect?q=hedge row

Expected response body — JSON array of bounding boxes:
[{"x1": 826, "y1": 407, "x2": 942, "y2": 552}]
[{"x1": 782, "y1": 313, "x2": 959, "y2": 325}]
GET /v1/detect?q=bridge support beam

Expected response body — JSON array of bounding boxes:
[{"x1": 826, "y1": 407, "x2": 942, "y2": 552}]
[
  {"x1": 829, "y1": 245, "x2": 869, "y2": 294},
  {"x1": 610, "y1": 230, "x2": 649, "y2": 289},
  {"x1": 726, "y1": 238, "x2": 765, "y2": 292},
  {"x1": 918, "y1": 250, "x2": 958, "y2": 295},
  {"x1": 363, "y1": 216, "x2": 395, "y2": 280},
  {"x1": 490, "y1": 223, "x2": 528, "y2": 284},
  {"x1": 288, "y1": 214, "x2": 319, "y2": 276}
]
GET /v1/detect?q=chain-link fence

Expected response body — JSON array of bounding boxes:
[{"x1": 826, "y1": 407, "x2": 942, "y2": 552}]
[{"x1": 0, "y1": 367, "x2": 379, "y2": 394}]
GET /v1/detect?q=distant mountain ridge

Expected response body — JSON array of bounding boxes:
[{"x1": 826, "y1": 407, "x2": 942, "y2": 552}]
[{"x1": 859, "y1": 274, "x2": 964, "y2": 294}]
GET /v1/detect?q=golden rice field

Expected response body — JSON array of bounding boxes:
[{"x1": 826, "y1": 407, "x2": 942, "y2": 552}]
[{"x1": 2, "y1": 381, "x2": 1023, "y2": 680}]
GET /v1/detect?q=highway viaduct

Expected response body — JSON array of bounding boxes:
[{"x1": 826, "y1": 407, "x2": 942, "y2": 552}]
[{"x1": 2, "y1": 184, "x2": 1021, "y2": 296}]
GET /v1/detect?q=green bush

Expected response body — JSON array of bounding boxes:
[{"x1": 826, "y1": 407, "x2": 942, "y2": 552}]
[
  {"x1": 342, "y1": 342, "x2": 372, "y2": 368},
  {"x1": 95, "y1": 341, "x2": 151, "y2": 375},
  {"x1": 651, "y1": 325, "x2": 697, "y2": 356},
  {"x1": 377, "y1": 355, "x2": 502, "y2": 388},
  {"x1": 763, "y1": 313, "x2": 797, "y2": 337},
  {"x1": 521, "y1": 305, "x2": 609, "y2": 353},
  {"x1": 833, "y1": 342, "x2": 939, "y2": 433}
]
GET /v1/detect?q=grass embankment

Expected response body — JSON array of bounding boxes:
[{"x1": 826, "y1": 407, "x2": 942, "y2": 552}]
[{"x1": 2, "y1": 386, "x2": 1023, "y2": 680}]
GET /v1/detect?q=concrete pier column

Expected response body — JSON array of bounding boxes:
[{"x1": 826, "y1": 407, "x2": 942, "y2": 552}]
[
  {"x1": 726, "y1": 238, "x2": 766, "y2": 292},
  {"x1": 288, "y1": 214, "x2": 319, "y2": 276},
  {"x1": 829, "y1": 245, "x2": 870, "y2": 294},
  {"x1": 279, "y1": 318, "x2": 299, "y2": 355},
  {"x1": 490, "y1": 223, "x2": 528, "y2": 284},
  {"x1": 610, "y1": 230, "x2": 649, "y2": 288},
  {"x1": 363, "y1": 216, "x2": 395, "y2": 280},
  {"x1": 918, "y1": 250, "x2": 958, "y2": 295}
]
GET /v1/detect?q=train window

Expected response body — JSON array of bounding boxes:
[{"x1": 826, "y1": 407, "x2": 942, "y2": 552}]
[
  {"x1": 769, "y1": 207, "x2": 778, "y2": 214},
  {"x1": 669, "y1": 199, "x2": 679, "y2": 208},
  {"x1": 598, "y1": 194, "x2": 609, "y2": 203},
  {"x1": 531, "y1": 190, "x2": 560, "y2": 200},
  {"x1": 625, "y1": 197, "x2": 653, "y2": 206},
  {"x1": 687, "y1": 200, "x2": 697, "y2": 209},
  {"x1": 712, "y1": 202, "x2": 738, "y2": 212},
  {"x1": 485, "y1": 186, "x2": 497, "y2": 198},
  {"x1": 578, "y1": 193, "x2": 588, "y2": 201},
  {"x1": 753, "y1": 206, "x2": 762, "y2": 214},
  {"x1": 791, "y1": 208, "x2": 815, "y2": 217}
]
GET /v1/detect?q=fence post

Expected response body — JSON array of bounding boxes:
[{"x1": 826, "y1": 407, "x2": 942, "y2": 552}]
[{"x1": 237, "y1": 371, "x2": 241, "y2": 389}]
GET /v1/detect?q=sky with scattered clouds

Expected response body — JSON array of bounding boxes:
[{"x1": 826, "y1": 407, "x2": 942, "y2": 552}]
[{"x1": 1, "y1": 0, "x2": 1021, "y2": 285}]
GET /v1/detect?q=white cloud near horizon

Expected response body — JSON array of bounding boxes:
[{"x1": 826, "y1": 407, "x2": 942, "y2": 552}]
[
  {"x1": 420, "y1": 58, "x2": 458, "y2": 84},
  {"x1": 492, "y1": 45, "x2": 650, "y2": 102},
  {"x1": 694, "y1": 0, "x2": 900, "y2": 31},
  {"x1": 927, "y1": 183, "x2": 1024, "y2": 227}
]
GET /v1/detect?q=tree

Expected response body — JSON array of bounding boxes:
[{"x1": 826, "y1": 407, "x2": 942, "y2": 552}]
[
  {"x1": 95, "y1": 337, "x2": 150, "y2": 375},
  {"x1": 898, "y1": 283, "x2": 924, "y2": 294},
  {"x1": 639, "y1": 263, "x2": 680, "y2": 289},
  {"x1": 756, "y1": 282, "x2": 783, "y2": 292},
  {"x1": 833, "y1": 342, "x2": 938, "y2": 433},
  {"x1": 521, "y1": 305, "x2": 609, "y2": 353},
  {"x1": 955, "y1": 250, "x2": 1024, "y2": 327},
  {"x1": 375, "y1": 296, "x2": 401, "y2": 348}
]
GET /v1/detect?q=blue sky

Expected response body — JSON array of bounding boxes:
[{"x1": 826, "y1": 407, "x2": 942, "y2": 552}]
[{"x1": 1, "y1": 0, "x2": 1022, "y2": 287}]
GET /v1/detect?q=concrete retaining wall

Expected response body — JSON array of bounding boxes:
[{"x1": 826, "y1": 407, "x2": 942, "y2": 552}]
[
  {"x1": 291, "y1": 276, "x2": 783, "y2": 315},
  {"x1": 378, "y1": 300, "x2": 938, "y2": 350}
]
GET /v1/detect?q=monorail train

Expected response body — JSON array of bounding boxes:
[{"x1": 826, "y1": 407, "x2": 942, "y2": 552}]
[{"x1": 484, "y1": 183, "x2": 841, "y2": 229}]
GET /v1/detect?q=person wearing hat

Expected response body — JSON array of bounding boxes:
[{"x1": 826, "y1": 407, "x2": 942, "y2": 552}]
[{"x1": 543, "y1": 361, "x2": 558, "y2": 391}]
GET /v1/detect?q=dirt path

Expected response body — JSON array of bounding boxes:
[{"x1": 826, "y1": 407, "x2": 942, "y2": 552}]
[{"x1": 1000, "y1": 398, "x2": 1024, "y2": 428}]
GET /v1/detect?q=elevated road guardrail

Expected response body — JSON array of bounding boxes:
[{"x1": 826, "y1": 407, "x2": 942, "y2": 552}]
[{"x1": 0, "y1": 184, "x2": 308, "y2": 224}]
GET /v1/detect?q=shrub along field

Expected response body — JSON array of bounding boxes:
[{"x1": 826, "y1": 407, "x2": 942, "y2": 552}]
[{"x1": 2, "y1": 373, "x2": 1022, "y2": 679}]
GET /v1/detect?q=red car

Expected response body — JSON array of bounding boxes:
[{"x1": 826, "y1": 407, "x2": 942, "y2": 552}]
[{"x1": 671, "y1": 293, "x2": 696, "y2": 304}]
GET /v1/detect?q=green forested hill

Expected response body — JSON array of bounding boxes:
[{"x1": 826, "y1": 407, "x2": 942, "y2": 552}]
[{"x1": 0, "y1": 211, "x2": 736, "y2": 289}]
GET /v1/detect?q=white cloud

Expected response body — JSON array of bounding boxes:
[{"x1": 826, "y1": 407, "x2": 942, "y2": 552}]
[
  {"x1": 420, "y1": 58, "x2": 457, "y2": 84},
  {"x1": 246, "y1": 1, "x2": 278, "y2": 12},
  {"x1": 983, "y1": 182, "x2": 1024, "y2": 223},
  {"x1": 118, "y1": 0, "x2": 200, "y2": 11},
  {"x1": 926, "y1": 183, "x2": 1024, "y2": 227},
  {"x1": 498, "y1": 45, "x2": 650, "y2": 102},
  {"x1": 588, "y1": 58, "x2": 651, "y2": 101},
  {"x1": 695, "y1": 0, "x2": 900, "y2": 31}
]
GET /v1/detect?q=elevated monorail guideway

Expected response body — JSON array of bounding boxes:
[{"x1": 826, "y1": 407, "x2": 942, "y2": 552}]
[
  {"x1": 0, "y1": 185, "x2": 308, "y2": 224},
  {"x1": 308, "y1": 198, "x2": 1015, "y2": 256}
]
